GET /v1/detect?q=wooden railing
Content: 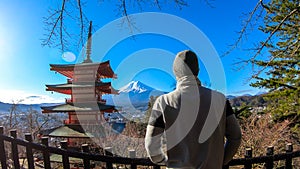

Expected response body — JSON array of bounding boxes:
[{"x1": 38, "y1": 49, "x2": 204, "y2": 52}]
[
  {"x1": 0, "y1": 127, "x2": 299, "y2": 169},
  {"x1": 225, "y1": 145, "x2": 300, "y2": 169}
]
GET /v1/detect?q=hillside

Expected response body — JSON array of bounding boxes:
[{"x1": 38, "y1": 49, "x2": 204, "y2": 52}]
[
  {"x1": 0, "y1": 102, "x2": 59, "y2": 114},
  {"x1": 229, "y1": 94, "x2": 267, "y2": 108}
]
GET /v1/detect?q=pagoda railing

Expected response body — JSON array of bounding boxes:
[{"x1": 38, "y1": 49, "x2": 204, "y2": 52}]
[
  {"x1": 65, "y1": 98, "x2": 106, "y2": 104},
  {"x1": 0, "y1": 127, "x2": 299, "y2": 169},
  {"x1": 63, "y1": 119, "x2": 105, "y2": 124},
  {"x1": 63, "y1": 119, "x2": 81, "y2": 124},
  {"x1": 65, "y1": 98, "x2": 73, "y2": 103},
  {"x1": 97, "y1": 98, "x2": 107, "y2": 104}
]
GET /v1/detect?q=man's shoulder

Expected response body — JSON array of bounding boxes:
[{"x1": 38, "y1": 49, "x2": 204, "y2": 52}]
[
  {"x1": 160, "y1": 87, "x2": 226, "y2": 100},
  {"x1": 156, "y1": 90, "x2": 181, "y2": 108},
  {"x1": 199, "y1": 86, "x2": 226, "y2": 98},
  {"x1": 164, "y1": 89, "x2": 181, "y2": 99}
]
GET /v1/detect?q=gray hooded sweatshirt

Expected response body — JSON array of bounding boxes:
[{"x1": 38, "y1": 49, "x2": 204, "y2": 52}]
[{"x1": 145, "y1": 50, "x2": 241, "y2": 169}]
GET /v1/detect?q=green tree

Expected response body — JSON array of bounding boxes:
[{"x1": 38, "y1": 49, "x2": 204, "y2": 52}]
[
  {"x1": 250, "y1": 0, "x2": 300, "y2": 122},
  {"x1": 144, "y1": 95, "x2": 158, "y2": 123}
]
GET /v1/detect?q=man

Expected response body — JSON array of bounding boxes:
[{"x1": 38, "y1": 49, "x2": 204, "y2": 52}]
[{"x1": 145, "y1": 50, "x2": 241, "y2": 169}]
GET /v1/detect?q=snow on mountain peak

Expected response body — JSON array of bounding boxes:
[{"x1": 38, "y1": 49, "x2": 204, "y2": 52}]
[{"x1": 119, "y1": 81, "x2": 154, "y2": 93}]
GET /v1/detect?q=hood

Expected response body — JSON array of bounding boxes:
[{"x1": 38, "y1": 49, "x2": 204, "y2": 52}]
[{"x1": 173, "y1": 50, "x2": 199, "y2": 79}]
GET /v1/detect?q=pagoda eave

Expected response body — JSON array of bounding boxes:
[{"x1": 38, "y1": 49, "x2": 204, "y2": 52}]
[
  {"x1": 42, "y1": 109, "x2": 116, "y2": 114},
  {"x1": 46, "y1": 88, "x2": 72, "y2": 95},
  {"x1": 46, "y1": 82, "x2": 118, "y2": 95},
  {"x1": 50, "y1": 61, "x2": 116, "y2": 79},
  {"x1": 45, "y1": 126, "x2": 94, "y2": 138},
  {"x1": 41, "y1": 103, "x2": 117, "y2": 114}
]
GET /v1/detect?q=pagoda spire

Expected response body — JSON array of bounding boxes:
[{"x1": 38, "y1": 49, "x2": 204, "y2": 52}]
[{"x1": 83, "y1": 21, "x2": 93, "y2": 63}]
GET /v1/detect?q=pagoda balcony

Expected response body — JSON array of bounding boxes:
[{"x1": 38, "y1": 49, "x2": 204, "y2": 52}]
[
  {"x1": 64, "y1": 119, "x2": 79, "y2": 124},
  {"x1": 66, "y1": 98, "x2": 106, "y2": 104},
  {"x1": 97, "y1": 98, "x2": 106, "y2": 104},
  {"x1": 65, "y1": 98, "x2": 105, "y2": 103},
  {"x1": 65, "y1": 98, "x2": 73, "y2": 103},
  {"x1": 64, "y1": 119, "x2": 100, "y2": 125},
  {"x1": 46, "y1": 82, "x2": 118, "y2": 95},
  {"x1": 67, "y1": 98, "x2": 106, "y2": 104}
]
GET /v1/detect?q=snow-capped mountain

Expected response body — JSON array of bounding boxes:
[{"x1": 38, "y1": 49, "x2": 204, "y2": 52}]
[
  {"x1": 104, "y1": 81, "x2": 166, "y2": 110},
  {"x1": 118, "y1": 81, "x2": 154, "y2": 94}
]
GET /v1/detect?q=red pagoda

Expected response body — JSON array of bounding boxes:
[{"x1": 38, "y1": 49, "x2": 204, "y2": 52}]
[{"x1": 41, "y1": 21, "x2": 118, "y2": 146}]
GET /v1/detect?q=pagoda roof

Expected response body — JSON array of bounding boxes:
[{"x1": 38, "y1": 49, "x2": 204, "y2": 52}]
[
  {"x1": 46, "y1": 126, "x2": 94, "y2": 138},
  {"x1": 46, "y1": 82, "x2": 119, "y2": 95},
  {"x1": 41, "y1": 102, "x2": 117, "y2": 113},
  {"x1": 50, "y1": 60, "x2": 117, "y2": 79}
]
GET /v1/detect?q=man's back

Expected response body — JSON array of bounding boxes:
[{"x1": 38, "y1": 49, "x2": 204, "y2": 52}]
[
  {"x1": 145, "y1": 50, "x2": 241, "y2": 169},
  {"x1": 148, "y1": 77, "x2": 228, "y2": 168}
]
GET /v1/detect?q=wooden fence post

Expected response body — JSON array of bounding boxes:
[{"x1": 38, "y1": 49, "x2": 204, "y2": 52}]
[
  {"x1": 82, "y1": 144, "x2": 91, "y2": 169},
  {"x1": 104, "y1": 147, "x2": 113, "y2": 156},
  {"x1": 265, "y1": 146, "x2": 274, "y2": 169},
  {"x1": 25, "y1": 133, "x2": 34, "y2": 169},
  {"x1": 41, "y1": 137, "x2": 51, "y2": 169},
  {"x1": 0, "y1": 126, "x2": 7, "y2": 169},
  {"x1": 244, "y1": 148, "x2": 252, "y2": 169},
  {"x1": 285, "y1": 143, "x2": 293, "y2": 169},
  {"x1": 104, "y1": 147, "x2": 113, "y2": 169},
  {"x1": 129, "y1": 149, "x2": 137, "y2": 169},
  {"x1": 129, "y1": 149, "x2": 136, "y2": 158},
  {"x1": 10, "y1": 129, "x2": 20, "y2": 169},
  {"x1": 153, "y1": 165, "x2": 161, "y2": 169},
  {"x1": 222, "y1": 164, "x2": 229, "y2": 169},
  {"x1": 61, "y1": 140, "x2": 70, "y2": 169}
]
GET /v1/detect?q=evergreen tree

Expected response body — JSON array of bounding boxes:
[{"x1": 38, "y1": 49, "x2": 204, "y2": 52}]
[
  {"x1": 144, "y1": 96, "x2": 158, "y2": 123},
  {"x1": 251, "y1": 0, "x2": 300, "y2": 122}
]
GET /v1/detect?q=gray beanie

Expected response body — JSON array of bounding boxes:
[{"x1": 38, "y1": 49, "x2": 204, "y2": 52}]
[{"x1": 173, "y1": 50, "x2": 199, "y2": 78}]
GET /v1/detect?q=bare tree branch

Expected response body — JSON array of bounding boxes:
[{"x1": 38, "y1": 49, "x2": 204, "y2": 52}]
[
  {"x1": 78, "y1": 0, "x2": 85, "y2": 47},
  {"x1": 260, "y1": 0, "x2": 271, "y2": 13},
  {"x1": 202, "y1": 0, "x2": 215, "y2": 8},
  {"x1": 154, "y1": 0, "x2": 161, "y2": 10},
  {"x1": 249, "y1": 8, "x2": 298, "y2": 64},
  {"x1": 44, "y1": 9, "x2": 61, "y2": 21},
  {"x1": 229, "y1": 1, "x2": 299, "y2": 83},
  {"x1": 42, "y1": 11, "x2": 61, "y2": 47},
  {"x1": 42, "y1": 0, "x2": 66, "y2": 51},
  {"x1": 222, "y1": 1, "x2": 262, "y2": 57},
  {"x1": 41, "y1": 0, "x2": 200, "y2": 52},
  {"x1": 174, "y1": 0, "x2": 188, "y2": 9},
  {"x1": 60, "y1": 0, "x2": 65, "y2": 51},
  {"x1": 122, "y1": 0, "x2": 128, "y2": 17},
  {"x1": 119, "y1": 0, "x2": 140, "y2": 37}
]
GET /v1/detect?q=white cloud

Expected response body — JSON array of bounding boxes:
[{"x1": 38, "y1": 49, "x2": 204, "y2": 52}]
[{"x1": 0, "y1": 90, "x2": 65, "y2": 104}]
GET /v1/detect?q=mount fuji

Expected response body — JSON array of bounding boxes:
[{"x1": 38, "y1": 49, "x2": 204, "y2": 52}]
[
  {"x1": 104, "y1": 81, "x2": 166, "y2": 110},
  {"x1": 118, "y1": 81, "x2": 155, "y2": 94}
]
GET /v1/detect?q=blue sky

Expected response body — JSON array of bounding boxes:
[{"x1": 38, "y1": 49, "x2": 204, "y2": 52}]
[{"x1": 0, "y1": 0, "x2": 267, "y2": 104}]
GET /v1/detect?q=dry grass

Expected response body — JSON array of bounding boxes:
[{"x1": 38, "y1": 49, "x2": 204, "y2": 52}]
[
  {"x1": 91, "y1": 112, "x2": 300, "y2": 168},
  {"x1": 234, "y1": 112, "x2": 300, "y2": 168}
]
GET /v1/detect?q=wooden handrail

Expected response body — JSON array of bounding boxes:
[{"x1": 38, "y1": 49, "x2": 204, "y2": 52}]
[{"x1": 0, "y1": 127, "x2": 299, "y2": 169}]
